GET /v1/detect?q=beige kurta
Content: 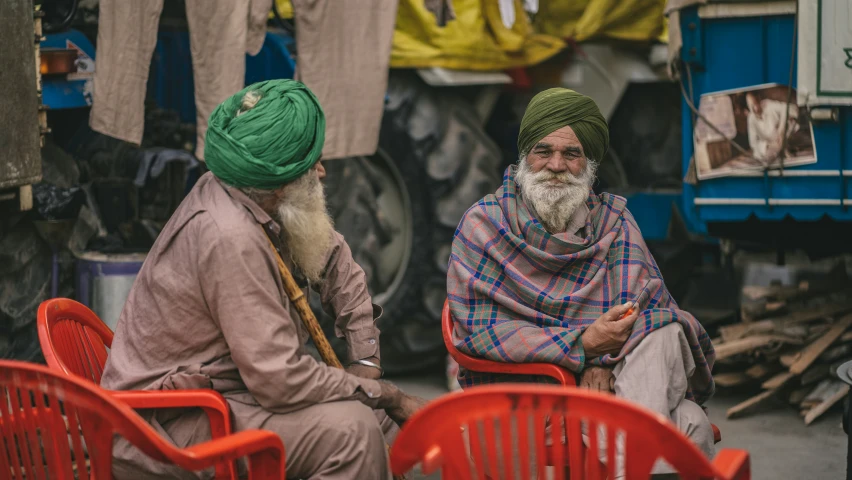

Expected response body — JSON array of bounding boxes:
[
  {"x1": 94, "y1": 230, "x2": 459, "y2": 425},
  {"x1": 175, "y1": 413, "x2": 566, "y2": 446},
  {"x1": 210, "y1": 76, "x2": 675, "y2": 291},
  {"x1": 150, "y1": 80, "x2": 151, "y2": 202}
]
[{"x1": 101, "y1": 171, "x2": 395, "y2": 479}]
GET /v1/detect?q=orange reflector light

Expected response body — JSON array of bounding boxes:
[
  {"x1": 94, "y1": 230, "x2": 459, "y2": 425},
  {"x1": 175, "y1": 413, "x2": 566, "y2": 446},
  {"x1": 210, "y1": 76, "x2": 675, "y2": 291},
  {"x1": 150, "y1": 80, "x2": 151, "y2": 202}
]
[{"x1": 40, "y1": 48, "x2": 78, "y2": 76}]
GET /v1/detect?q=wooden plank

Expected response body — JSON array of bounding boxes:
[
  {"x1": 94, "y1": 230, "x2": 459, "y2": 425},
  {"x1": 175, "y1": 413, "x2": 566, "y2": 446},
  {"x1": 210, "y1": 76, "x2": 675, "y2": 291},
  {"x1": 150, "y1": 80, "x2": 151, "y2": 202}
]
[
  {"x1": 715, "y1": 334, "x2": 804, "y2": 360},
  {"x1": 719, "y1": 301, "x2": 852, "y2": 341},
  {"x1": 804, "y1": 383, "x2": 849, "y2": 425},
  {"x1": 726, "y1": 389, "x2": 779, "y2": 419},
  {"x1": 18, "y1": 185, "x2": 32, "y2": 211},
  {"x1": 763, "y1": 371, "x2": 796, "y2": 390},
  {"x1": 841, "y1": 331, "x2": 852, "y2": 343},
  {"x1": 746, "y1": 362, "x2": 782, "y2": 379},
  {"x1": 790, "y1": 314, "x2": 852, "y2": 374},
  {"x1": 801, "y1": 379, "x2": 836, "y2": 406},
  {"x1": 789, "y1": 385, "x2": 814, "y2": 405},
  {"x1": 801, "y1": 364, "x2": 830, "y2": 386},
  {"x1": 714, "y1": 372, "x2": 751, "y2": 387},
  {"x1": 780, "y1": 350, "x2": 801, "y2": 367},
  {"x1": 782, "y1": 339, "x2": 852, "y2": 367},
  {"x1": 821, "y1": 342, "x2": 852, "y2": 362}
]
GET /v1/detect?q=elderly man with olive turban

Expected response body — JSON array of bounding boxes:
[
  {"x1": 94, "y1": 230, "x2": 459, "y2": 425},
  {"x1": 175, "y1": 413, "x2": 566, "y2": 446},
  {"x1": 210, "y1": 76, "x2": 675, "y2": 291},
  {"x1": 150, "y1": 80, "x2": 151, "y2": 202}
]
[
  {"x1": 101, "y1": 79, "x2": 426, "y2": 480},
  {"x1": 447, "y1": 88, "x2": 717, "y2": 472}
]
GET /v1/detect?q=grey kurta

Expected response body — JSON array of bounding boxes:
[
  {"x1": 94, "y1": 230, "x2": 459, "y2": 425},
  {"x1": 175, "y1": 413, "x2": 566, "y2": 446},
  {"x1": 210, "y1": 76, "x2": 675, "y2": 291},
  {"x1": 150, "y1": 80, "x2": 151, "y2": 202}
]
[{"x1": 101, "y1": 171, "x2": 395, "y2": 479}]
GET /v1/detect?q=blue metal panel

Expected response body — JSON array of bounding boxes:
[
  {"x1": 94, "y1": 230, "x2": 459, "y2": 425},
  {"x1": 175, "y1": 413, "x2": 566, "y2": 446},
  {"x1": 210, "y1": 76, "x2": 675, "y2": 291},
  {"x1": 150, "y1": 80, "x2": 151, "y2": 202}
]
[
  {"x1": 620, "y1": 191, "x2": 681, "y2": 241},
  {"x1": 148, "y1": 31, "x2": 296, "y2": 125},
  {"x1": 40, "y1": 30, "x2": 96, "y2": 110},
  {"x1": 678, "y1": 7, "x2": 852, "y2": 232}
]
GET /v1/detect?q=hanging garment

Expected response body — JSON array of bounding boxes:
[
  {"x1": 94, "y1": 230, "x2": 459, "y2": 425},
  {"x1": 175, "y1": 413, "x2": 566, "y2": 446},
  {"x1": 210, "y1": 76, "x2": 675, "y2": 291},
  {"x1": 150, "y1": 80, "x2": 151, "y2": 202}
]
[
  {"x1": 89, "y1": 0, "x2": 272, "y2": 161},
  {"x1": 290, "y1": 0, "x2": 399, "y2": 161}
]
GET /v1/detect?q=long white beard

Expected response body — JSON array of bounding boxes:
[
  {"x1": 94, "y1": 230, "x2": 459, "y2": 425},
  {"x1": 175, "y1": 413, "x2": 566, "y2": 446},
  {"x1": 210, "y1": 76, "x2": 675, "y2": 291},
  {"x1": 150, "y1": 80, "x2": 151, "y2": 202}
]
[
  {"x1": 275, "y1": 170, "x2": 335, "y2": 286},
  {"x1": 514, "y1": 157, "x2": 597, "y2": 234}
]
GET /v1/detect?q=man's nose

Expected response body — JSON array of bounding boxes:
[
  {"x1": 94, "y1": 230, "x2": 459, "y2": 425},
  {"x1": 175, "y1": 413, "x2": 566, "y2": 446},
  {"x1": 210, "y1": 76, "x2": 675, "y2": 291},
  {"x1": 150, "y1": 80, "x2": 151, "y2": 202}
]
[{"x1": 546, "y1": 155, "x2": 570, "y2": 173}]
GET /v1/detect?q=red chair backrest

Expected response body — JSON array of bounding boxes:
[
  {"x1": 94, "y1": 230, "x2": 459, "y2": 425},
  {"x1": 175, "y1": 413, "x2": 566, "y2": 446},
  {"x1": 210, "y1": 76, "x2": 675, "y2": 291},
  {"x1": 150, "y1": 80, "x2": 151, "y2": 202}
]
[
  {"x1": 37, "y1": 298, "x2": 114, "y2": 384},
  {"x1": 0, "y1": 360, "x2": 198, "y2": 479},
  {"x1": 442, "y1": 299, "x2": 576, "y2": 386},
  {"x1": 391, "y1": 384, "x2": 730, "y2": 480}
]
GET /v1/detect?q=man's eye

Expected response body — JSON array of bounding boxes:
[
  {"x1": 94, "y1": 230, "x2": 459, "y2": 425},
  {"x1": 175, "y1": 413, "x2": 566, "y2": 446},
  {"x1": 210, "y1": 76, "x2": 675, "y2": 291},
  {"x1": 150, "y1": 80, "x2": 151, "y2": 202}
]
[{"x1": 536, "y1": 151, "x2": 551, "y2": 157}]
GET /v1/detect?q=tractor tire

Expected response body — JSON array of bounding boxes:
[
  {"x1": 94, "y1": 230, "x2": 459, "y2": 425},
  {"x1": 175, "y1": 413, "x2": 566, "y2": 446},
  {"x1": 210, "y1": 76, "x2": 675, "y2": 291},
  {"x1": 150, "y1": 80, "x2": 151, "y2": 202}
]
[{"x1": 315, "y1": 71, "x2": 502, "y2": 374}]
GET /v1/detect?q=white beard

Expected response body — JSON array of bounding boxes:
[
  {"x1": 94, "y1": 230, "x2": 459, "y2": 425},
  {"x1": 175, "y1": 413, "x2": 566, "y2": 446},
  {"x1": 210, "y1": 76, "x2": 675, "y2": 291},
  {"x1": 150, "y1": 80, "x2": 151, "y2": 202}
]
[
  {"x1": 514, "y1": 156, "x2": 597, "y2": 234},
  {"x1": 275, "y1": 170, "x2": 335, "y2": 286}
]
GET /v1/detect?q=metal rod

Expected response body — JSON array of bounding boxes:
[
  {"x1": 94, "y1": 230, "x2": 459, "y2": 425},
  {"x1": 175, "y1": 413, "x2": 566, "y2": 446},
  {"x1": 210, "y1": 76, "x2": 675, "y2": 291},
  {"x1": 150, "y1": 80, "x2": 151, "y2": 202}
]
[
  {"x1": 695, "y1": 198, "x2": 852, "y2": 206},
  {"x1": 51, "y1": 250, "x2": 59, "y2": 298}
]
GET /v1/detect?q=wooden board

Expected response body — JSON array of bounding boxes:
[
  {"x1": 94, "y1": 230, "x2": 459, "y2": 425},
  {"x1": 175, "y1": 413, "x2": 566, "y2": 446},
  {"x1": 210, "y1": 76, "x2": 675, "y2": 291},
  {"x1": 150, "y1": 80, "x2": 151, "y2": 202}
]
[
  {"x1": 801, "y1": 364, "x2": 830, "y2": 386},
  {"x1": 715, "y1": 334, "x2": 804, "y2": 360},
  {"x1": 801, "y1": 379, "x2": 836, "y2": 406},
  {"x1": 790, "y1": 314, "x2": 852, "y2": 374},
  {"x1": 763, "y1": 371, "x2": 796, "y2": 390},
  {"x1": 719, "y1": 301, "x2": 852, "y2": 342},
  {"x1": 746, "y1": 362, "x2": 782, "y2": 379},
  {"x1": 726, "y1": 389, "x2": 779, "y2": 419},
  {"x1": 789, "y1": 385, "x2": 814, "y2": 405},
  {"x1": 804, "y1": 383, "x2": 849, "y2": 425},
  {"x1": 714, "y1": 372, "x2": 751, "y2": 387}
]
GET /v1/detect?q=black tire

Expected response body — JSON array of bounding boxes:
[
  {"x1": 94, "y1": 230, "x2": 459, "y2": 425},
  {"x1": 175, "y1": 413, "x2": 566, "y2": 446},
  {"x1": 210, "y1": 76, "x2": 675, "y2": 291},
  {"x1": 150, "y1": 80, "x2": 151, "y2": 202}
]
[
  {"x1": 0, "y1": 220, "x2": 51, "y2": 362},
  {"x1": 316, "y1": 71, "x2": 502, "y2": 374}
]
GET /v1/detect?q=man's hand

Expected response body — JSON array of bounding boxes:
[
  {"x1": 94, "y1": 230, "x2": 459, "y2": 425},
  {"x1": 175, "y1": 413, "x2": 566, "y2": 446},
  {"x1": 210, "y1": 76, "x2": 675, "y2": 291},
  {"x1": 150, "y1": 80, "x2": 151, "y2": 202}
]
[
  {"x1": 385, "y1": 393, "x2": 429, "y2": 427},
  {"x1": 375, "y1": 380, "x2": 429, "y2": 426},
  {"x1": 345, "y1": 356, "x2": 382, "y2": 380},
  {"x1": 579, "y1": 366, "x2": 614, "y2": 394},
  {"x1": 581, "y1": 302, "x2": 638, "y2": 358}
]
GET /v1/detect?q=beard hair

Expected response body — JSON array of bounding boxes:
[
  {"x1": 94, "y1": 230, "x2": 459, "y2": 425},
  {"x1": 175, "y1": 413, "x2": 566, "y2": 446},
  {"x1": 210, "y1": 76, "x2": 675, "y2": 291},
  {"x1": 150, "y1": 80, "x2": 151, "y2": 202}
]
[
  {"x1": 514, "y1": 155, "x2": 598, "y2": 234},
  {"x1": 274, "y1": 170, "x2": 335, "y2": 286}
]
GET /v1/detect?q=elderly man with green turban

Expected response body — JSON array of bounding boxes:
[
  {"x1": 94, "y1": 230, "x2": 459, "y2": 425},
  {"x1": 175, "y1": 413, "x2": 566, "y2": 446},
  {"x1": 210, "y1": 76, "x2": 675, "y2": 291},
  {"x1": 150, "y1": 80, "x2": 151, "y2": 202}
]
[
  {"x1": 101, "y1": 79, "x2": 426, "y2": 480},
  {"x1": 447, "y1": 88, "x2": 717, "y2": 475}
]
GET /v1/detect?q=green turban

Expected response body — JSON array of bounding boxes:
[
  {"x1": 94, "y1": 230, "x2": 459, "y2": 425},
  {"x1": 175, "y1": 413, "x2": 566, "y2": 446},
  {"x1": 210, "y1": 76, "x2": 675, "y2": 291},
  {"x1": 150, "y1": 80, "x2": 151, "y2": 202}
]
[
  {"x1": 517, "y1": 88, "x2": 609, "y2": 161},
  {"x1": 204, "y1": 79, "x2": 325, "y2": 189}
]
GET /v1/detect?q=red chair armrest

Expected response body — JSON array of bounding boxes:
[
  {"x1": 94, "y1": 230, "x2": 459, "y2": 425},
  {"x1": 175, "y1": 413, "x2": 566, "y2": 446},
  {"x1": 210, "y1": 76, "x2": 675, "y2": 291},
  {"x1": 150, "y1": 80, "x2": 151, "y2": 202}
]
[
  {"x1": 712, "y1": 449, "x2": 750, "y2": 480},
  {"x1": 180, "y1": 430, "x2": 285, "y2": 480},
  {"x1": 111, "y1": 389, "x2": 234, "y2": 479},
  {"x1": 712, "y1": 423, "x2": 721, "y2": 443}
]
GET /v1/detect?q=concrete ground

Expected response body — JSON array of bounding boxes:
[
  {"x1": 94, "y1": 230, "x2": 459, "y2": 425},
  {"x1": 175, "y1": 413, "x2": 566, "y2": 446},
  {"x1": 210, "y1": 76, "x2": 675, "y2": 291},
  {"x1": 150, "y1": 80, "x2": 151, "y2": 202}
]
[{"x1": 390, "y1": 372, "x2": 848, "y2": 480}]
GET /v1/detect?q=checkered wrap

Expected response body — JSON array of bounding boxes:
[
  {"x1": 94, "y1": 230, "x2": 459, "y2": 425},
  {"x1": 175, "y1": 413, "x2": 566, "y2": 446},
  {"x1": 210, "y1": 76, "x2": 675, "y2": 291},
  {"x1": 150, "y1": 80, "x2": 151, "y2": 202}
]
[{"x1": 447, "y1": 166, "x2": 716, "y2": 405}]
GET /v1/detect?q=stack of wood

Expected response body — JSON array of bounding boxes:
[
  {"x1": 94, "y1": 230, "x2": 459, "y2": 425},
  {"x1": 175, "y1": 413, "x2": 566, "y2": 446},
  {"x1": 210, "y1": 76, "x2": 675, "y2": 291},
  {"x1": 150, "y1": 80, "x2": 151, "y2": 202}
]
[{"x1": 710, "y1": 278, "x2": 852, "y2": 425}]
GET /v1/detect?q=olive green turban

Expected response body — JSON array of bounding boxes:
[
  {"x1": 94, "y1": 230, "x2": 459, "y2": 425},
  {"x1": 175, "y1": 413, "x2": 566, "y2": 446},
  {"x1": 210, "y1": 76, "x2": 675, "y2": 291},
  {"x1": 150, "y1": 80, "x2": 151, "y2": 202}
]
[
  {"x1": 204, "y1": 79, "x2": 325, "y2": 190},
  {"x1": 517, "y1": 88, "x2": 609, "y2": 161}
]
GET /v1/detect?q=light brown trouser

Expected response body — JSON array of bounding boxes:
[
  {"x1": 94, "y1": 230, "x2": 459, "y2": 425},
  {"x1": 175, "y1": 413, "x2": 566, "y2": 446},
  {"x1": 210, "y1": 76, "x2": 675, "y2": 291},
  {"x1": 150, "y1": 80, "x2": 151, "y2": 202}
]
[
  {"x1": 89, "y1": 0, "x2": 270, "y2": 160},
  {"x1": 589, "y1": 322, "x2": 715, "y2": 478},
  {"x1": 111, "y1": 400, "x2": 397, "y2": 480}
]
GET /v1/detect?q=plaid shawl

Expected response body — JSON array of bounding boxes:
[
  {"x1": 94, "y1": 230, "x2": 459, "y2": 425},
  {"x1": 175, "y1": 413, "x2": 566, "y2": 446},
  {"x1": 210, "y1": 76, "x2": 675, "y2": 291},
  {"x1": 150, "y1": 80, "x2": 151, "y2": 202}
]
[{"x1": 447, "y1": 166, "x2": 716, "y2": 405}]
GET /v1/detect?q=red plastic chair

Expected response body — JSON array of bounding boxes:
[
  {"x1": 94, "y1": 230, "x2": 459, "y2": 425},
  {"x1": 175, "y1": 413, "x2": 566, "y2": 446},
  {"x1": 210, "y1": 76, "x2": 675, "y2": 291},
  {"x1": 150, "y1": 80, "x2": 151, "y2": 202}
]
[
  {"x1": 442, "y1": 299, "x2": 722, "y2": 443},
  {"x1": 37, "y1": 298, "x2": 235, "y2": 479},
  {"x1": 390, "y1": 384, "x2": 750, "y2": 480},
  {"x1": 0, "y1": 360, "x2": 285, "y2": 480}
]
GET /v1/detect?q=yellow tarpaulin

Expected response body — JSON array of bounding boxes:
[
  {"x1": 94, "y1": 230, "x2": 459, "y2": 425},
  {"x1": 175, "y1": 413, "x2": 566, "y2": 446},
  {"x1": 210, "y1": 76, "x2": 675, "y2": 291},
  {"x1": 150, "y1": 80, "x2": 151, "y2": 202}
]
[
  {"x1": 534, "y1": 0, "x2": 668, "y2": 43},
  {"x1": 272, "y1": 0, "x2": 667, "y2": 71}
]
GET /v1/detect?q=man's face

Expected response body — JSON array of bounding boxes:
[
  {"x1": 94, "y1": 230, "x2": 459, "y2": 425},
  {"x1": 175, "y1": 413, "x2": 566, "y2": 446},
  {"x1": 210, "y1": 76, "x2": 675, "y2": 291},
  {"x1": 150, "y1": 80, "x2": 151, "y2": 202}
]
[
  {"x1": 526, "y1": 125, "x2": 588, "y2": 178},
  {"x1": 746, "y1": 94, "x2": 762, "y2": 117},
  {"x1": 515, "y1": 125, "x2": 597, "y2": 234}
]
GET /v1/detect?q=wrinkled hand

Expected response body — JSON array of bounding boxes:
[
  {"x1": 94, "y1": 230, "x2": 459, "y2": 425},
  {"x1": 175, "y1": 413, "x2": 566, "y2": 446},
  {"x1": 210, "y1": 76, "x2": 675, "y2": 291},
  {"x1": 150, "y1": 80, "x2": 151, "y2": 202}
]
[
  {"x1": 376, "y1": 380, "x2": 429, "y2": 426},
  {"x1": 579, "y1": 366, "x2": 614, "y2": 394},
  {"x1": 345, "y1": 357, "x2": 382, "y2": 380},
  {"x1": 386, "y1": 393, "x2": 429, "y2": 427},
  {"x1": 581, "y1": 303, "x2": 638, "y2": 358}
]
